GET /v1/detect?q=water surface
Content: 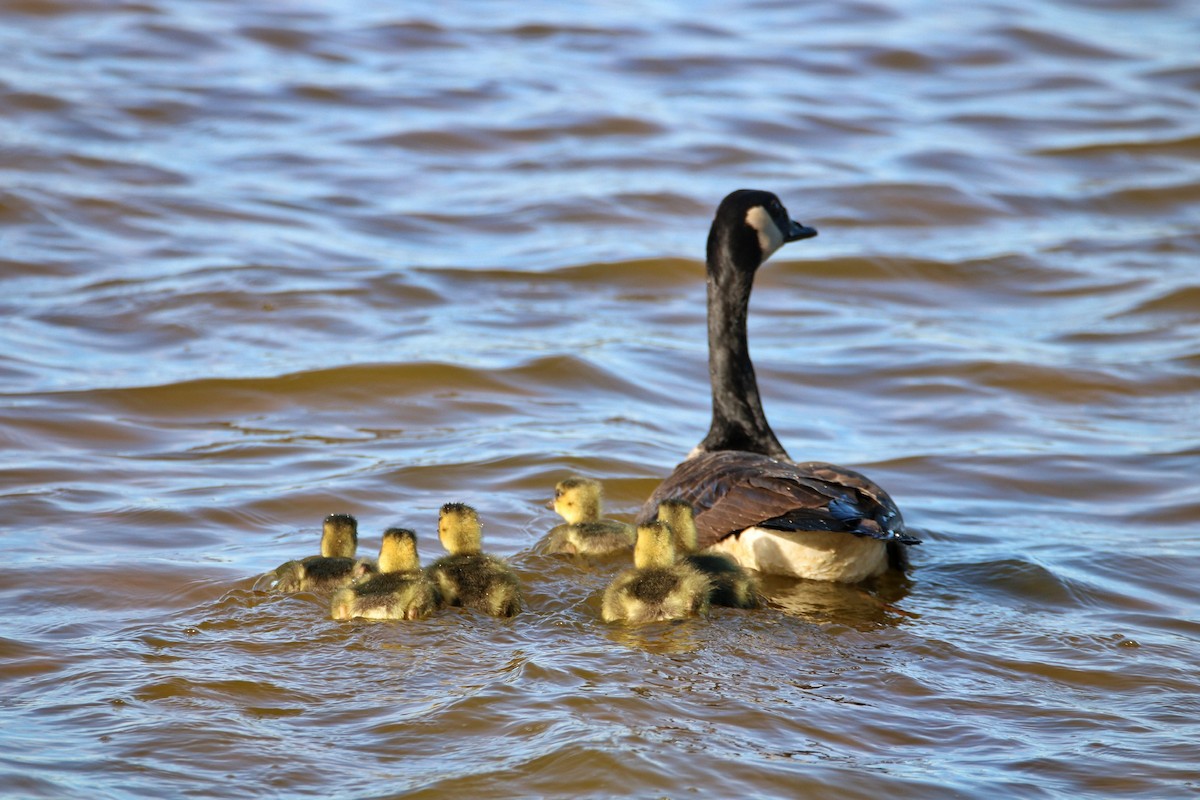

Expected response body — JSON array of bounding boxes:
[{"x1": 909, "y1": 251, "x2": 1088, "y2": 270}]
[{"x1": 2, "y1": 0, "x2": 1199, "y2": 797}]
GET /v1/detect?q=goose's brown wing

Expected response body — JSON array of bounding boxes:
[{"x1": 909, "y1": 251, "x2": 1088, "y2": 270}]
[{"x1": 638, "y1": 450, "x2": 917, "y2": 551}]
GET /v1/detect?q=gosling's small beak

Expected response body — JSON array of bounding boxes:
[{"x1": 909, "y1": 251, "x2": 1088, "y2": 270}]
[
  {"x1": 544, "y1": 498, "x2": 555, "y2": 510},
  {"x1": 785, "y1": 219, "x2": 818, "y2": 242}
]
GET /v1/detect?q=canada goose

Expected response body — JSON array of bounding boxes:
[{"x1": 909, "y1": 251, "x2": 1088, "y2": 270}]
[
  {"x1": 426, "y1": 503, "x2": 522, "y2": 618},
  {"x1": 542, "y1": 477, "x2": 636, "y2": 556},
  {"x1": 330, "y1": 527, "x2": 442, "y2": 620},
  {"x1": 270, "y1": 513, "x2": 375, "y2": 593},
  {"x1": 657, "y1": 498, "x2": 761, "y2": 609},
  {"x1": 601, "y1": 520, "x2": 712, "y2": 624},
  {"x1": 637, "y1": 190, "x2": 920, "y2": 583}
]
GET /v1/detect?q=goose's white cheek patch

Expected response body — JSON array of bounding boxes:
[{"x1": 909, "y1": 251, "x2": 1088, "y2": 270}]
[{"x1": 745, "y1": 206, "x2": 784, "y2": 261}]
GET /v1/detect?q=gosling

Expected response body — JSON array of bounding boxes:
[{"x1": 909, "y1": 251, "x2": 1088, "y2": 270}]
[
  {"x1": 426, "y1": 503, "x2": 522, "y2": 618},
  {"x1": 657, "y1": 499, "x2": 762, "y2": 609},
  {"x1": 601, "y1": 520, "x2": 712, "y2": 624},
  {"x1": 330, "y1": 528, "x2": 442, "y2": 621},
  {"x1": 270, "y1": 513, "x2": 374, "y2": 593},
  {"x1": 542, "y1": 477, "x2": 636, "y2": 556}
]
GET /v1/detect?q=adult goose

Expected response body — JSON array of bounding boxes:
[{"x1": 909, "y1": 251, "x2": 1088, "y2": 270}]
[{"x1": 637, "y1": 189, "x2": 919, "y2": 583}]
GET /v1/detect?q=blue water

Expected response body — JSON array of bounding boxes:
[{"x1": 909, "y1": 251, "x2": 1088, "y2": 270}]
[{"x1": 2, "y1": 1, "x2": 1198, "y2": 797}]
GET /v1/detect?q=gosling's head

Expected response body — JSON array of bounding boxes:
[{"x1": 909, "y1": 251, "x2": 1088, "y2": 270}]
[
  {"x1": 321, "y1": 513, "x2": 358, "y2": 558},
  {"x1": 378, "y1": 527, "x2": 420, "y2": 573},
  {"x1": 552, "y1": 477, "x2": 603, "y2": 524},
  {"x1": 656, "y1": 499, "x2": 698, "y2": 554},
  {"x1": 633, "y1": 520, "x2": 677, "y2": 570},
  {"x1": 438, "y1": 502, "x2": 482, "y2": 555}
]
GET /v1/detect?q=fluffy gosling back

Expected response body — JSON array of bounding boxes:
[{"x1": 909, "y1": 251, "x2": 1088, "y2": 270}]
[
  {"x1": 427, "y1": 503, "x2": 522, "y2": 618},
  {"x1": 601, "y1": 520, "x2": 712, "y2": 624},
  {"x1": 330, "y1": 528, "x2": 442, "y2": 621},
  {"x1": 270, "y1": 513, "x2": 373, "y2": 593}
]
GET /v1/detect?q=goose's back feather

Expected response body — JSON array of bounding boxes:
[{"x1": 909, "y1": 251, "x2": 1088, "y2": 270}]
[{"x1": 639, "y1": 450, "x2": 917, "y2": 550}]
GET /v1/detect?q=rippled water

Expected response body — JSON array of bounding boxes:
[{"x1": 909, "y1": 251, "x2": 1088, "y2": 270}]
[{"x1": 3, "y1": 0, "x2": 1199, "y2": 797}]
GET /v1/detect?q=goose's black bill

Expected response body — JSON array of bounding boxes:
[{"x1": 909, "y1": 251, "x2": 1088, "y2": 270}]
[{"x1": 785, "y1": 220, "x2": 818, "y2": 242}]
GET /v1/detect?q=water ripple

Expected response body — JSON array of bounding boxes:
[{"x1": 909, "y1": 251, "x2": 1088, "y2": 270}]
[{"x1": 2, "y1": 0, "x2": 1199, "y2": 797}]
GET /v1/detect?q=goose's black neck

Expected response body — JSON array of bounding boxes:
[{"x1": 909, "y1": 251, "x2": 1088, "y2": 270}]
[{"x1": 697, "y1": 224, "x2": 789, "y2": 459}]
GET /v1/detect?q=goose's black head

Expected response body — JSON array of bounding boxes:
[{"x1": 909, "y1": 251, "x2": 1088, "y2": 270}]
[{"x1": 706, "y1": 189, "x2": 817, "y2": 274}]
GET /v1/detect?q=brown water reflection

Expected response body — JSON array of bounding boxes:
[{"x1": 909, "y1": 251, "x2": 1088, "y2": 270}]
[{"x1": 3, "y1": 0, "x2": 1200, "y2": 797}]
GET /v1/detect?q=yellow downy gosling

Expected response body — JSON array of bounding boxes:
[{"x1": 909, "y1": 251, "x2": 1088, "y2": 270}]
[
  {"x1": 270, "y1": 513, "x2": 374, "y2": 593},
  {"x1": 542, "y1": 477, "x2": 636, "y2": 556},
  {"x1": 601, "y1": 520, "x2": 711, "y2": 624},
  {"x1": 426, "y1": 503, "x2": 522, "y2": 618},
  {"x1": 330, "y1": 528, "x2": 442, "y2": 621},
  {"x1": 657, "y1": 499, "x2": 761, "y2": 609}
]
